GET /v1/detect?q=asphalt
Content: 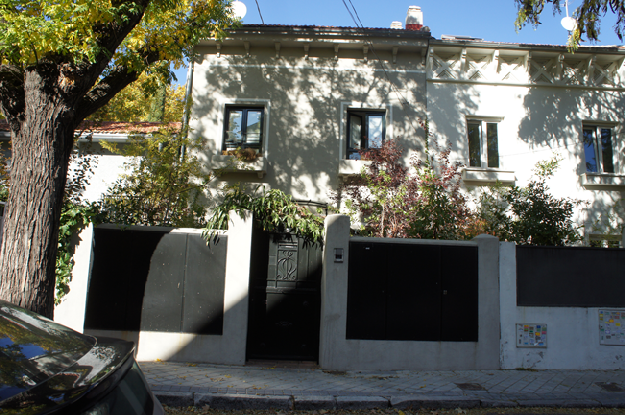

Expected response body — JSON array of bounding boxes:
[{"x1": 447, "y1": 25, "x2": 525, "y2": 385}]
[{"x1": 141, "y1": 361, "x2": 625, "y2": 410}]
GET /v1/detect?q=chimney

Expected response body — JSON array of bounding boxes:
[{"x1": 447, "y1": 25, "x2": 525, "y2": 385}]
[
  {"x1": 405, "y1": 6, "x2": 423, "y2": 30},
  {"x1": 390, "y1": 21, "x2": 403, "y2": 29}
]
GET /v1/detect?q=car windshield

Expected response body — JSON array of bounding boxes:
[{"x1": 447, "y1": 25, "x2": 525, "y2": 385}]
[{"x1": 0, "y1": 300, "x2": 95, "y2": 401}]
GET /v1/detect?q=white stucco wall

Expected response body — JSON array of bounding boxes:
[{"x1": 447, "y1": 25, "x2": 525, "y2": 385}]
[
  {"x1": 54, "y1": 224, "x2": 95, "y2": 332},
  {"x1": 499, "y1": 242, "x2": 625, "y2": 369},
  {"x1": 191, "y1": 31, "x2": 429, "y2": 204},
  {"x1": 427, "y1": 46, "x2": 625, "y2": 239}
]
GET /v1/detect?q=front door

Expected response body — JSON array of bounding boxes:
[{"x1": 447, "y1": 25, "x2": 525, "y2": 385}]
[{"x1": 246, "y1": 233, "x2": 322, "y2": 361}]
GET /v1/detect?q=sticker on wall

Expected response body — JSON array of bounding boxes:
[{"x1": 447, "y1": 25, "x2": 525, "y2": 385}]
[
  {"x1": 516, "y1": 323, "x2": 547, "y2": 348},
  {"x1": 599, "y1": 310, "x2": 625, "y2": 346}
]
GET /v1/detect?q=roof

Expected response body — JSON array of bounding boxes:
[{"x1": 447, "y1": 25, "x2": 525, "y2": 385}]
[{"x1": 0, "y1": 121, "x2": 181, "y2": 136}]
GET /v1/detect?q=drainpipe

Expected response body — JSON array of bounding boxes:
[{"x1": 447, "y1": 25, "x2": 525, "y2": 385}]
[{"x1": 180, "y1": 58, "x2": 195, "y2": 158}]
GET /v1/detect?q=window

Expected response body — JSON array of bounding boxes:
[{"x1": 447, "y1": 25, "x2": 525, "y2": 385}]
[
  {"x1": 467, "y1": 120, "x2": 499, "y2": 168},
  {"x1": 223, "y1": 107, "x2": 264, "y2": 153},
  {"x1": 347, "y1": 110, "x2": 385, "y2": 160},
  {"x1": 582, "y1": 125, "x2": 615, "y2": 173}
]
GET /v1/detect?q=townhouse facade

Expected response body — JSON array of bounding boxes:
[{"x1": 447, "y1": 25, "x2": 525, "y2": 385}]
[{"x1": 189, "y1": 11, "x2": 625, "y2": 241}]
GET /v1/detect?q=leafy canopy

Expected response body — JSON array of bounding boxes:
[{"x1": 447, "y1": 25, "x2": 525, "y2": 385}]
[
  {"x1": 514, "y1": 0, "x2": 625, "y2": 47},
  {"x1": 1, "y1": 0, "x2": 235, "y2": 69},
  {"x1": 99, "y1": 128, "x2": 213, "y2": 228},
  {"x1": 90, "y1": 72, "x2": 186, "y2": 122}
]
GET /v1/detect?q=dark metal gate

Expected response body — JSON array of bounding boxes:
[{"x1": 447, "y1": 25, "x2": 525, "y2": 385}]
[
  {"x1": 246, "y1": 232, "x2": 322, "y2": 361},
  {"x1": 346, "y1": 241, "x2": 479, "y2": 342}
]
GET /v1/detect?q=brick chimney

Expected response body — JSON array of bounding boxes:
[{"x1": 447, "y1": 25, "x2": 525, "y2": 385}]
[
  {"x1": 405, "y1": 6, "x2": 423, "y2": 30},
  {"x1": 390, "y1": 21, "x2": 403, "y2": 29}
]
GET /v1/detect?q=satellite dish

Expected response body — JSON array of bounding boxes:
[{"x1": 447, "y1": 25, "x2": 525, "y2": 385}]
[
  {"x1": 561, "y1": 16, "x2": 577, "y2": 31},
  {"x1": 232, "y1": 0, "x2": 247, "y2": 19},
  {"x1": 561, "y1": 0, "x2": 576, "y2": 31}
]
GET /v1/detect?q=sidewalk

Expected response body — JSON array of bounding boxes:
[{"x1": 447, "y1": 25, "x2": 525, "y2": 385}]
[{"x1": 141, "y1": 361, "x2": 625, "y2": 410}]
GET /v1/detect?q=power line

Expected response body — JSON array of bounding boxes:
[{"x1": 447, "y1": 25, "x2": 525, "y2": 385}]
[
  {"x1": 340, "y1": 0, "x2": 423, "y2": 137},
  {"x1": 254, "y1": 0, "x2": 265, "y2": 24}
]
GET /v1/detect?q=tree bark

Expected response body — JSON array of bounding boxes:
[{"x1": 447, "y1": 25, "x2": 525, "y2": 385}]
[{"x1": 0, "y1": 66, "x2": 75, "y2": 318}]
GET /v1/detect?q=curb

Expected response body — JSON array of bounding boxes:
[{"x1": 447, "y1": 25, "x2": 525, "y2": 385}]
[{"x1": 154, "y1": 392, "x2": 625, "y2": 410}]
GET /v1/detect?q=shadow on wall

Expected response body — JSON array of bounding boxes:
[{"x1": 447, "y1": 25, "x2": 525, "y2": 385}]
[
  {"x1": 518, "y1": 86, "x2": 625, "y2": 227},
  {"x1": 191, "y1": 46, "x2": 426, "y2": 203},
  {"x1": 518, "y1": 87, "x2": 625, "y2": 158},
  {"x1": 426, "y1": 82, "x2": 479, "y2": 167},
  {"x1": 83, "y1": 227, "x2": 227, "y2": 357}
]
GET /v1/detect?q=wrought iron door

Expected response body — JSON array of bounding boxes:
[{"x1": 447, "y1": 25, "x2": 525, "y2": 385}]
[{"x1": 246, "y1": 233, "x2": 322, "y2": 361}]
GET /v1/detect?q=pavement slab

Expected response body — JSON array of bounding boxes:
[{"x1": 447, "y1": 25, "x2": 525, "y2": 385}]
[{"x1": 140, "y1": 362, "x2": 625, "y2": 410}]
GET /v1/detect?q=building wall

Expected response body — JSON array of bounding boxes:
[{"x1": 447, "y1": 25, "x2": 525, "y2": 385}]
[
  {"x1": 191, "y1": 33, "x2": 428, "y2": 204},
  {"x1": 426, "y1": 44, "x2": 625, "y2": 238}
]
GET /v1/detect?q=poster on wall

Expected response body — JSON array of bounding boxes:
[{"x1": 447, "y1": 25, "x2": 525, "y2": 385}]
[
  {"x1": 599, "y1": 310, "x2": 625, "y2": 346},
  {"x1": 516, "y1": 323, "x2": 547, "y2": 348}
]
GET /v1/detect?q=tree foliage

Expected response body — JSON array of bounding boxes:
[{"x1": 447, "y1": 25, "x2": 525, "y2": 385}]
[
  {"x1": 477, "y1": 156, "x2": 582, "y2": 246},
  {"x1": 336, "y1": 139, "x2": 581, "y2": 246},
  {"x1": 99, "y1": 128, "x2": 212, "y2": 228},
  {"x1": 334, "y1": 138, "x2": 478, "y2": 240},
  {"x1": 204, "y1": 184, "x2": 326, "y2": 245},
  {"x1": 89, "y1": 72, "x2": 185, "y2": 123},
  {"x1": 0, "y1": 0, "x2": 236, "y2": 316},
  {"x1": 514, "y1": 0, "x2": 625, "y2": 46}
]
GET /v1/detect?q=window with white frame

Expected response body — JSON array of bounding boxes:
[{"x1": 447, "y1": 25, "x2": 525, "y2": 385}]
[
  {"x1": 582, "y1": 125, "x2": 615, "y2": 173},
  {"x1": 467, "y1": 119, "x2": 500, "y2": 168},
  {"x1": 223, "y1": 106, "x2": 264, "y2": 154},
  {"x1": 346, "y1": 110, "x2": 385, "y2": 160}
]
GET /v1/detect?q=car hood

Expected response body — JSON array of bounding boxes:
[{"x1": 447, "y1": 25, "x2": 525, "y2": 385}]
[{"x1": 0, "y1": 301, "x2": 134, "y2": 413}]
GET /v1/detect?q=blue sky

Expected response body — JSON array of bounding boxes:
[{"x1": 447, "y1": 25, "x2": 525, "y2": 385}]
[{"x1": 173, "y1": 0, "x2": 623, "y2": 83}]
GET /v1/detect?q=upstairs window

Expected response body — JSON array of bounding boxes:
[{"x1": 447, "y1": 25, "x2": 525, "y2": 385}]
[
  {"x1": 582, "y1": 125, "x2": 615, "y2": 173},
  {"x1": 467, "y1": 120, "x2": 499, "y2": 168},
  {"x1": 223, "y1": 107, "x2": 264, "y2": 153},
  {"x1": 347, "y1": 110, "x2": 385, "y2": 160}
]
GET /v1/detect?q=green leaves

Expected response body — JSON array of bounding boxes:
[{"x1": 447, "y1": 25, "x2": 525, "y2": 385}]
[
  {"x1": 99, "y1": 128, "x2": 214, "y2": 228},
  {"x1": 203, "y1": 185, "x2": 325, "y2": 245},
  {"x1": 514, "y1": 0, "x2": 625, "y2": 46},
  {"x1": 477, "y1": 156, "x2": 582, "y2": 246},
  {"x1": 0, "y1": 0, "x2": 236, "y2": 75},
  {"x1": 55, "y1": 202, "x2": 102, "y2": 305}
]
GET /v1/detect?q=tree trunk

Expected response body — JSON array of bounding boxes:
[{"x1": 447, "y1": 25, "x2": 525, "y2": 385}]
[{"x1": 0, "y1": 68, "x2": 75, "y2": 318}]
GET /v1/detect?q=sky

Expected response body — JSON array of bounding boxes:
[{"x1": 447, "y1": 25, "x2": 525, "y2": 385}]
[{"x1": 172, "y1": 0, "x2": 624, "y2": 83}]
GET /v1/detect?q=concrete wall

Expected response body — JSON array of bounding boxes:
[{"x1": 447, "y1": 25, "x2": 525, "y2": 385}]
[
  {"x1": 191, "y1": 33, "x2": 428, "y2": 204},
  {"x1": 499, "y1": 241, "x2": 625, "y2": 369},
  {"x1": 319, "y1": 214, "x2": 500, "y2": 370},
  {"x1": 54, "y1": 224, "x2": 95, "y2": 332},
  {"x1": 57, "y1": 212, "x2": 253, "y2": 365}
]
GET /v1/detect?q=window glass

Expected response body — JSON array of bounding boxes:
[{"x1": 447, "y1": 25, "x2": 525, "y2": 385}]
[
  {"x1": 349, "y1": 115, "x2": 362, "y2": 157},
  {"x1": 467, "y1": 121, "x2": 481, "y2": 167},
  {"x1": 368, "y1": 115, "x2": 384, "y2": 149},
  {"x1": 347, "y1": 111, "x2": 385, "y2": 159},
  {"x1": 601, "y1": 128, "x2": 615, "y2": 173},
  {"x1": 582, "y1": 128, "x2": 598, "y2": 172},
  {"x1": 246, "y1": 110, "x2": 262, "y2": 145},
  {"x1": 226, "y1": 110, "x2": 243, "y2": 148},
  {"x1": 486, "y1": 123, "x2": 499, "y2": 168},
  {"x1": 223, "y1": 107, "x2": 264, "y2": 152}
]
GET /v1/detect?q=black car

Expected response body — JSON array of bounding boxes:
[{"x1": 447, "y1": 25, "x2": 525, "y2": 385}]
[{"x1": 0, "y1": 299, "x2": 164, "y2": 414}]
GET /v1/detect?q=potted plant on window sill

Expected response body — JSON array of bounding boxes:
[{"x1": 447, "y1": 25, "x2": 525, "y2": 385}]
[
  {"x1": 221, "y1": 147, "x2": 261, "y2": 162},
  {"x1": 213, "y1": 147, "x2": 267, "y2": 178}
]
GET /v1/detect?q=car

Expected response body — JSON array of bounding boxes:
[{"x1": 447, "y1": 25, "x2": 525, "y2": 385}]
[{"x1": 0, "y1": 299, "x2": 164, "y2": 414}]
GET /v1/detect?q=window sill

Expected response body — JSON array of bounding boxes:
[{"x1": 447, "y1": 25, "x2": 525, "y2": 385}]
[
  {"x1": 338, "y1": 159, "x2": 372, "y2": 179},
  {"x1": 461, "y1": 167, "x2": 516, "y2": 185},
  {"x1": 580, "y1": 173, "x2": 625, "y2": 188},
  {"x1": 212, "y1": 155, "x2": 267, "y2": 178}
]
